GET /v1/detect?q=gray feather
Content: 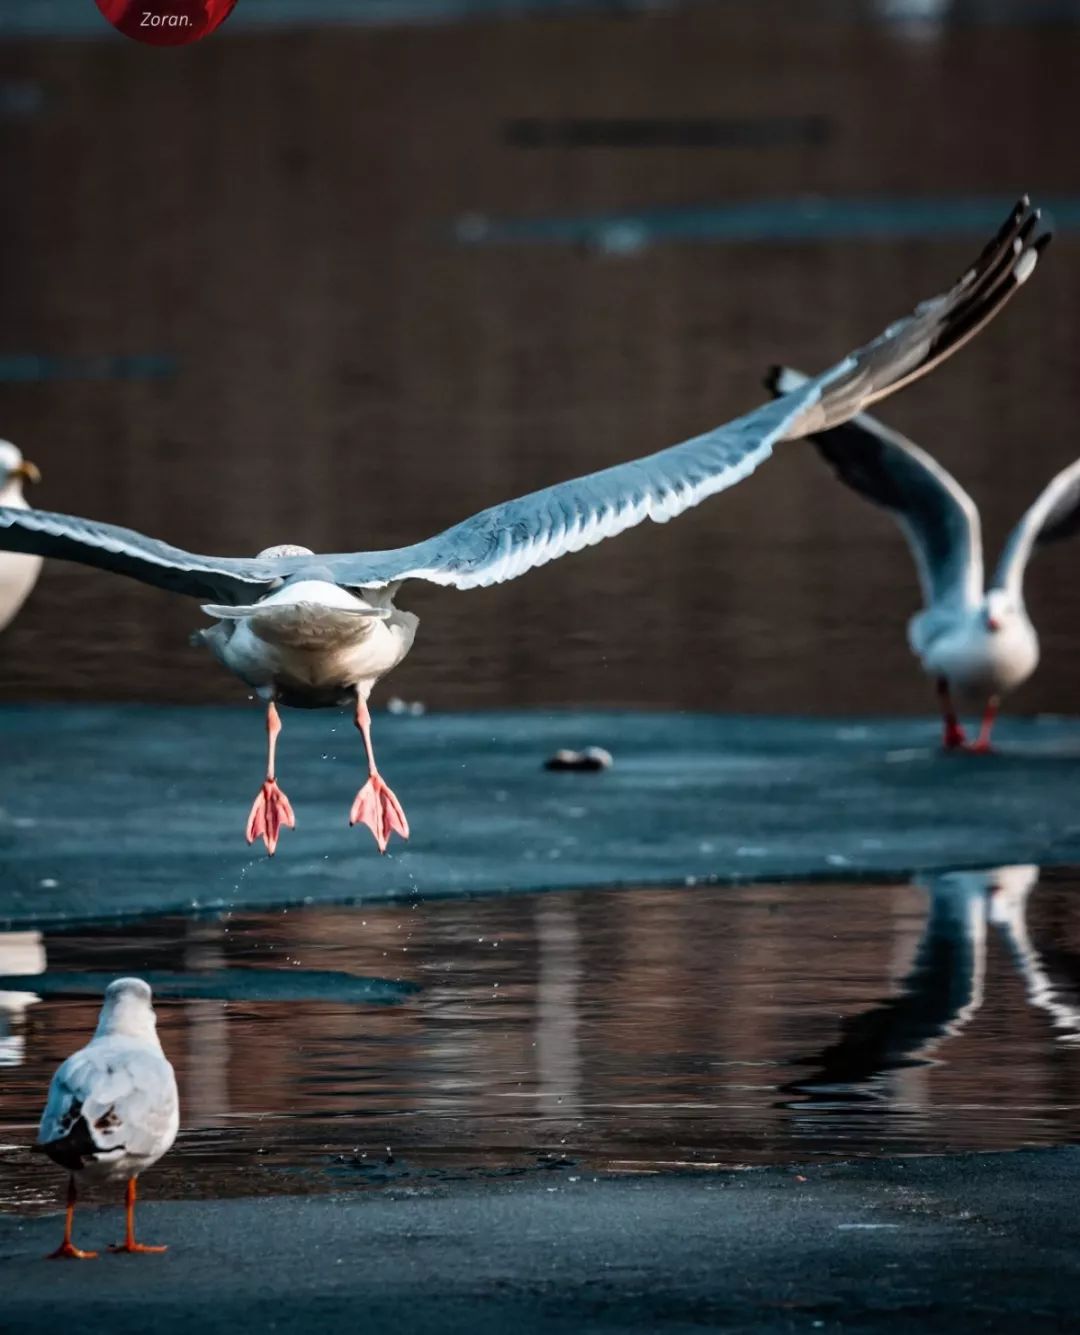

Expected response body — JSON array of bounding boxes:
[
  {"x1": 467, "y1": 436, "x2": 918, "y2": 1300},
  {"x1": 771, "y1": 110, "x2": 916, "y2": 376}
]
[{"x1": 766, "y1": 366, "x2": 981, "y2": 611}]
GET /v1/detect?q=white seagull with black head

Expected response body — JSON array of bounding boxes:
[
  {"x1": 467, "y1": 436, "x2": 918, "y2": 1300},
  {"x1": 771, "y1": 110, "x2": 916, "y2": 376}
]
[{"x1": 0, "y1": 199, "x2": 1048, "y2": 851}]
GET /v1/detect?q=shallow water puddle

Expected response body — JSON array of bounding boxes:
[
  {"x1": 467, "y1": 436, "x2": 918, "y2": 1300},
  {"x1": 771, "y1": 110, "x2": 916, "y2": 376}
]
[{"x1": 3, "y1": 866, "x2": 1080, "y2": 1209}]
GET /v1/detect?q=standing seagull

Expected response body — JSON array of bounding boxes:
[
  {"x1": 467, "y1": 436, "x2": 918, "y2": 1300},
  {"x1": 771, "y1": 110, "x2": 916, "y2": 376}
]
[
  {"x1": 0, "y1": 198, "x2": 1049, "y2": 852},
  {"x1": 0, "y1": 440, "x2": 42, "y2": 630},
  {"x1": 35, "y1": 978, "x2": 179, "y2": 1259},
  {"x1": 766, "y1": 368, "x2": 1080, "y2": 752}
]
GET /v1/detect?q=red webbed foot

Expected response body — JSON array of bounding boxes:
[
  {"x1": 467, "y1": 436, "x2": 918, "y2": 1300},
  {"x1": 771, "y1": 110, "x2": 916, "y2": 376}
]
[
  {"x1": 942, "y1": 723, "x2": 968, "y2": 752},
  {"x1": 47, "y1": 1241, "x2": 98, "y2": 1260},
  {"x1": 108, "y1": 1241, "x2": 167, "y2": 1255},
  {"x1": 246, "y1": 778, "x2": 295, "y2": 855},
  {"x1": 349, "y1": 774, "x2": 409, "y2": 853}
]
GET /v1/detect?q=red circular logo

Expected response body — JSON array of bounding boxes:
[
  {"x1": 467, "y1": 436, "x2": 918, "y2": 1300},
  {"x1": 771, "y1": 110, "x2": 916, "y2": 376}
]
[{"x1": 95, "y1": 0, "x2": 238, "y2": 46}]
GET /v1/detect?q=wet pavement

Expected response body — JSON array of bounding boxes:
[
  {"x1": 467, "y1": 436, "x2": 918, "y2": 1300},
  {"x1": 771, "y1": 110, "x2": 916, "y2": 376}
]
[
  {"x1": 3, "y1": 1148, "x2": 1080, "y2": 1334},
  {"x1": 3, "y1": 713, "x2": 1080, "y2": 1329},
  {"x1": 3, "y1": 706, "x2": 1080, "y2": 926}
]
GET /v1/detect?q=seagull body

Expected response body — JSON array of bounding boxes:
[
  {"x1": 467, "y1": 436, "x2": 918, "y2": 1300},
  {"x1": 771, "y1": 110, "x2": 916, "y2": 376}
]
[
  {"x1": 35, "y1": 978, "x2": 178, "y2": 1259},
  {"x1": 200, "y1": 573, "x2": 417, "y2": 711},
  {"x1": 0, "y1": 441, "x2": 42, "y2": 630},
  {"x1": 769, "y1": 348, "x2": 1078, "y2": 750},
  {"x1": 912, "y1": 598, "x2": 1039, "y2": 702},
  {"x1": 0, "y1": 199, "x2": 1048, "y2": 850}
]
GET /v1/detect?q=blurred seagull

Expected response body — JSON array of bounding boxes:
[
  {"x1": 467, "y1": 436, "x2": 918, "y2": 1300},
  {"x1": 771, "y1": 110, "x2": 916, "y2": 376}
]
[
  {"x1": 35, "y1": 978, "x2": 178, "y2": 1259},
  {"x1": 768, "y1": 371, "x2": 1078, "y2": 752},
  {"x1": 0, "y1": 440, "x2": 42, "y2": 630},
  {"x1": 0, "y1": 198, "x2": 1048, "y2": 852}
]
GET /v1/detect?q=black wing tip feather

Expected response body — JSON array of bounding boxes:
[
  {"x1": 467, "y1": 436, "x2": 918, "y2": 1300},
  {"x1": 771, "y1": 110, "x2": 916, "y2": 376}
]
[
  {"x1": 845, "y1": 194, "x2": 1049, "y2": 412},
  {"x1": 35, "y1": 1112, "x2": 100, "y2": 1172}
]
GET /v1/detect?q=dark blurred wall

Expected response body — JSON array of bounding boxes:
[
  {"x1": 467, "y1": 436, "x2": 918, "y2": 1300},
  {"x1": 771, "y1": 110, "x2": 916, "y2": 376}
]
[{"x1": 2, "y1": 2, "x2": 1079, "y2": 712}]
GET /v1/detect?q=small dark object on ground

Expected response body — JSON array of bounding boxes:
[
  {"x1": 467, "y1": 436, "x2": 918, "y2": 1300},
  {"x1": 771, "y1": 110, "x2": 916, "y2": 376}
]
[{"x1": 544, "y1": 746, "x2": 613, "y2": 772}]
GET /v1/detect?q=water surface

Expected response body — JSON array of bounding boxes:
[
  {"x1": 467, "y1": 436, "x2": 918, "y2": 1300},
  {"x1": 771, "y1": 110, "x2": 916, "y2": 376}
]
[{"x1": 3, "y1": 867, "x2": 1080, "y2": 1210}]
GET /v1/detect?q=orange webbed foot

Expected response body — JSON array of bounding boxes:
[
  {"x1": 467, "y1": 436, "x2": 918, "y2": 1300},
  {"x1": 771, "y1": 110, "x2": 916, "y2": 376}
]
[
  {"x1": 47, "y1": 1241, "x2": 98, "y2": 1260},
  {"x1": 108, "y1": 1241, "x2": 167, "y2": 1255},
  {"x1": 349, "y1": 774, "x2": 409, "y2": 853},
  {"x1": 245, "y1": 778, "x2": 295, "y2": 855}
]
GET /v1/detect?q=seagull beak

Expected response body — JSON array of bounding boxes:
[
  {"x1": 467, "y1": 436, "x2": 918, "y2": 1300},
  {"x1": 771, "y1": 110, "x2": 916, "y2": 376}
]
[{"x1": 11, "y1": 460, "x2": 41, "y2": 485}]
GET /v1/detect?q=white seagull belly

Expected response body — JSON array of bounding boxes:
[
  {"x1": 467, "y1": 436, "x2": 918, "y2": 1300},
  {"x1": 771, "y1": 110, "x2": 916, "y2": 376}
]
[
  {"x1": 216, "y1": 602, "x2": 417, "y2": 701},
  {"x1": 921, "y1": 624, "x2": 1039, "y2": 699}
]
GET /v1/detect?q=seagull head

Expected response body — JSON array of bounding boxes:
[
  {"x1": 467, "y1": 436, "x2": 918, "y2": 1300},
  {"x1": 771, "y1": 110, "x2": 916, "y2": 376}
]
[
  {"x1": 96, "y1": 977, "x2": 159, "y2": 1041},
  {"x1": 983, "y1": 590, "x2": 1013, "y2": 635},
  {"x1": 0, "y1": 440, "x2": 41, "y2": 499}
]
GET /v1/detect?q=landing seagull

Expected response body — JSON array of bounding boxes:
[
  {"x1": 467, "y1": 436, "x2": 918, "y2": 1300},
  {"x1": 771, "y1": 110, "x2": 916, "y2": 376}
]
[
  {"x1": 0, "y1": 198, "x2": 1048, "y2": 852},
  {"x1": 0, "y1": 440, "x2": 42, "y2": 630},
  {"x1": 35, "y1": 978, "x2": 179, "y2": 1259},
  {"x1": 768, "y1": 371, "x2": 1077, "y2": 751}
]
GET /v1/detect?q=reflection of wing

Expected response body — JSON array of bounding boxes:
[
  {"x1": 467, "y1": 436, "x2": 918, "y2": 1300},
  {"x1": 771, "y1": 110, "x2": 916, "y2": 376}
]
[
  {"x1": 782, "y1": 871, "x2": 987, "y2": 1105},
  {"x1": 320, "y1": 197, "x2": 1047, "y2": 592},
  {"x1": 989, "y1": 866, "x2": 1080, "y2": 1041},
  {"x1": 767, "y1": 367, "x2": 981, "y2": 611},
  {"x1": 36, "y1": 1039, "x2": 178, "y2": 1170},
  {"x1": 991, "y1": 459, "x2": 1080, "y2": 598},
  {"x1": 0, "y1": 508, "x2": 280, "y2": 604}
]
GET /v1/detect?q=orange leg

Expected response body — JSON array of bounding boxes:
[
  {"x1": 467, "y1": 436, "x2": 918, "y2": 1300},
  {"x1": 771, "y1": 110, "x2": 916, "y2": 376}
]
[
  {"x1": 108, "y1": 1177, "x2": 166, "y2": 1255},
  {"x1": 47, "y1": 1175, "x2": 97, "y2": 1260},
  {"x1": 969, "y1": 697, "x2": 1000, "y2": 754},
  {"x1": 349, "y1": 695, "x2": 410, "y2": 853},
  {"x1": 245, "y1": 700, "x2": 296, "y2": 855},
  {"x1": 937, "y1": 677, "x2": 967, "y2": 751}
]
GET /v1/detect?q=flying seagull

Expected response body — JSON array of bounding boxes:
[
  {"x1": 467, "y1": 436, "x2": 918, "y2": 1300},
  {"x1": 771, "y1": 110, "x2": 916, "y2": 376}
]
[
  {"x1": 0, "y1": 440, "x2": 42, "y2": 630},
  {"x1": 0, "y1": 197, "x2": 1048, "y2": 853},
  {"x1": 767, "y1": 366, "x2": 1077, "y2": 753},
  {"x1": 35, "y1": 977, "x2": 179, "y2": 1259}
]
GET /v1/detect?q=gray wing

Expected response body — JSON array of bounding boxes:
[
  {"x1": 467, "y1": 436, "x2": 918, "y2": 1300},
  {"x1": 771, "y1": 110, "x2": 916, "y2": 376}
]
[
  {"x1": 0, "y1": 507, "x2": 281, "y2": 604},
  {"x1": 322, "y1": 196, "x2": 1046, "y2": 592},
  {"x1": 38, "y1": 1041, "x2": 178, "y2": 1164},
  {"x1": 776, "y1": 196, "x2": 1048, "y2": 438},
  {"x1": 992, "y1": 458, "x2": 1080, "y2": 597},
  {"x1": 766, "y1": 366, "x2": 982, "y2": 611}
]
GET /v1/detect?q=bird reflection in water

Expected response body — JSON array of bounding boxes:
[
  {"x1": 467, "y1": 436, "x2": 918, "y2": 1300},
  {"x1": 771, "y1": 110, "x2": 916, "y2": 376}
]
[
  {"x1": 0, "y1": 931, "x2": 45, "y2": 1067},
  {"x1": 781, "y1": 864, "x2": 1080, "y2": 1125}
]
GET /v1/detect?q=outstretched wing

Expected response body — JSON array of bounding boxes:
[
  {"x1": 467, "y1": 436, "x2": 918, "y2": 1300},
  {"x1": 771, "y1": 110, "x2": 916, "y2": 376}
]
[
  {"x1": 0, "y1": 199, "x2": 1047, "y2": 601},
  {"x1": 0, "y1": 507, "x2": 281, "y2": 604},
  {"x1": 321, "y1": 196, "x2": 1046, "y2": 592},
  {"x1": 992, "y1": 457, "x2": 1080, "y2": 597},
  {"x1": 766, "y1": 366, "x2": 982, "y2": 611}
]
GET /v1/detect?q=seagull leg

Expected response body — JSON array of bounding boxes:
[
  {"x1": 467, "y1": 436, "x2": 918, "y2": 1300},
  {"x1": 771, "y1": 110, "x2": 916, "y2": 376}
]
[
  {"x1": 937, "y1": 677, "x2": 967, "y2": 751},
  {"x1": 47, "y1": 1175, "x2": 97, "y2": 1260},
  {"x1": 349, "y1": 695, "x2": 409, "y2": 853},
  {"x1": 968, "y1": 696, "x2": 1000, "y2": 754},
  {"x1": 245, "y1": 700, "x2": 295, "y2": 855},
  {"x1": 108, "y1": 1177, "x2": 166, "y2": 1255}
]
